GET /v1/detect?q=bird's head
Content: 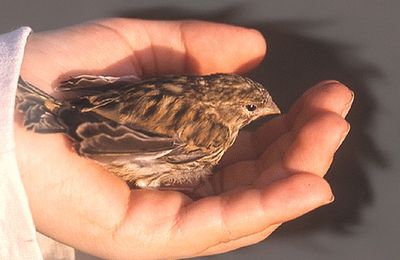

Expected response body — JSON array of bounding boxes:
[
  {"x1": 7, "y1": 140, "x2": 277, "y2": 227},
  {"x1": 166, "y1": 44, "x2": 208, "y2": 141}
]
[{"x1": 196, "y1": 74, "x2": 281, "y2": 129}]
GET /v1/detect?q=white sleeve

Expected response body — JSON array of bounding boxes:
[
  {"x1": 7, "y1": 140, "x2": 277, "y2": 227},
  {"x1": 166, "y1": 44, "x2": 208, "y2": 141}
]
[{"x1": 0, "y1": 26, "x2": 44, "y2": 259}]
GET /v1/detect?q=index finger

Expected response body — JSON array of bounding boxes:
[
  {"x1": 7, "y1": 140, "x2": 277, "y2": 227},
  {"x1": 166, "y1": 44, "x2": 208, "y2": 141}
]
[{"x1": 95, "y1": 18, "x2": 267, "y2": 76}]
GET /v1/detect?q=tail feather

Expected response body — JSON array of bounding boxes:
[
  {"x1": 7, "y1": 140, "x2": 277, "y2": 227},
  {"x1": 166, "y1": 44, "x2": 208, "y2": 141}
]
[{"x1": 16, "y1": 77, "x2": 66, "y2": 133}]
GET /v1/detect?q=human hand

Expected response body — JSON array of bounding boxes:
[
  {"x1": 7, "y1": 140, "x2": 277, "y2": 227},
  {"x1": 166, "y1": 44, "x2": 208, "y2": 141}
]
[{"x1": 15, "y1": 19, "x2": 353, "y2": 259}]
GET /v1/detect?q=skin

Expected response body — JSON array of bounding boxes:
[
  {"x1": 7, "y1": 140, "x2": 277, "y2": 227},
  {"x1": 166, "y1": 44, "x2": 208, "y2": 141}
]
[{"x1": 14, "y1": 18, "x2": 353, "y2": 259}]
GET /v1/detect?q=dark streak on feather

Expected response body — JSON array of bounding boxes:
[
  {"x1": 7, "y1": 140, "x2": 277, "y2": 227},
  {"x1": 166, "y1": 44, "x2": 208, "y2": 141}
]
[
  {"x1": 173, "y1": 103, "x2": 190, "y2": 126},
  {"x1": 143, "y1": 93, "x2": 163, "y2": 119},
  {"x1": 143, "y1": 102, "x2": 158, "y2": 119},
  {"x1": 192, "y1": 109, "x2": 202, "y2": 122}
]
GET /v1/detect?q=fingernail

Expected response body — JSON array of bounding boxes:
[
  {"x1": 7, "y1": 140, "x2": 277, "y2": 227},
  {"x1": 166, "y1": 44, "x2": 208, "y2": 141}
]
[
  {"x1": 320, "y1": 80, "x2": 341, "y2": 87},
  {"x1": 325, "y1": 194, "x2": 335, "y2": 204},
  {"x1": 337, "y1": 122, "x2": 351, "y2": 150},
  {"x1": 341, "y1": 90, "x2": 354, "y2": 118}
]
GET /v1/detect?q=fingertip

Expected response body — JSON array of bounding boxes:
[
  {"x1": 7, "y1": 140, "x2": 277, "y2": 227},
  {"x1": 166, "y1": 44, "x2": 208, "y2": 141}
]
[
  {"x1": 288, "y1": 80, "x2": 354, "y2": 128},
  {"x1": 318, "y1": 81, "x2": 354, "y2": 112},
  {"x1": 234, "y1": 27, "x2": 267, "y2": 73},
  {"x1": 336, "y1": 120, "x2": 351, "y2": 150},
  {"x1": 260, "y1": 173, "x2": 334, "y2": 224},
  {"x1": 305, "y1": 174, "x2": 335, "y2": 206},
  {"x1": 180, "y1": 21, "x2": 267, "y2": 74},
  {"x1": 237, "y1": 26, "x2": 267, "y2": 70},
  {"x1": 310, "y1": 81, "x2": 354, "y2": 116}
]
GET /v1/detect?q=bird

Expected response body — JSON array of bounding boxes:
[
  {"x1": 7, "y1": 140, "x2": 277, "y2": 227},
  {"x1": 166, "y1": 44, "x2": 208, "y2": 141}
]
[{"x1": 16, "y1": 73, "x2": 280, "y2": 189}]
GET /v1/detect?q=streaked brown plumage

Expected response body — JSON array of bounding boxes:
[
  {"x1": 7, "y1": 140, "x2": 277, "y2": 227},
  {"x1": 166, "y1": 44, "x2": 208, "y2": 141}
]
[{"x1": 16, "y1": 74, "x2": 280, "y2": 188}]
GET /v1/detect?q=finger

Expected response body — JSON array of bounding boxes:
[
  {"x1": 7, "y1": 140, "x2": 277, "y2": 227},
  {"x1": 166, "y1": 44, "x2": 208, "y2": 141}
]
[
  {"x1": 220, "y1": 107, "x2": 351, "y2": 191},
  {"x1": 95, "y1": 18, "x2": 267, "y2": 76},
  {"x1": 216, "y1": 81, "x2": 353, "y2": 190},
  {"x1": 216, "y1": 160, "x2": 259, "y2": 193},
  {"x1": 257, "y1": 111, "x2": 350, "y2": 187},
  {"x1": 171, "y1": 173, "x2": 333, "y2": 257},
  {"x1": 219, "y1": 116, "x2": 285, "y2": 167},
  {"x1": 256, "y1": 82, "x2": 353, "y2": 173},
  {"x1": 282, "y1": 112, "x2": 350, "y2": 177},
  {"x1": 288, "y1": 81, "x2": 354, "y2": 129},
  {"x1": 197, "y1": 224, "x2": 280, "y2": 256},
  {"x1": 223, "y1": 81, "x2": 354, "y2": 166},
  {"x1": 255, "y1": 81, "x2": 353, "y2": 156},
  {"x1": 22, "y1": 19, "x2": 266, "y2": 91}
]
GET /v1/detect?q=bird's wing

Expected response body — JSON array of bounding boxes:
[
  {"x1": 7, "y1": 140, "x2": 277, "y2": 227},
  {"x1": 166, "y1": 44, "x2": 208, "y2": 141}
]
[
  {"x1": 57, "y1": 75, "x2": 140, "y2": 95},
  {"x1": 76, "y1": 121, "x2": 178, "y2": 158},
  {"x1": 75, "y1": 122, "x2": 208, "y2": 165},
  {"x1": 55, "y1": 76, "x2": 140, "y2": 119}
]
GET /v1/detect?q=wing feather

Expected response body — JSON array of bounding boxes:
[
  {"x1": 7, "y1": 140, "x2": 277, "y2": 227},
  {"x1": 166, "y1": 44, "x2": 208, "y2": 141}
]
[
  {"x1": 57, "y1": 75, "x2": 140, "y2": 94},
  {"x1": 75, "y1": 122, "x2": 207, "y2": 166}
]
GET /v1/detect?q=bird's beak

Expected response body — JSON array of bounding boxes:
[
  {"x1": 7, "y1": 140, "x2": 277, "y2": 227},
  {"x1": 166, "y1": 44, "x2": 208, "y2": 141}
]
[
  {"x1": 262, "y1": 99, "x2": 281, "y2": 116},
  {"x1": 268, "y1": 99, "x2": 281, "y2": 115}
]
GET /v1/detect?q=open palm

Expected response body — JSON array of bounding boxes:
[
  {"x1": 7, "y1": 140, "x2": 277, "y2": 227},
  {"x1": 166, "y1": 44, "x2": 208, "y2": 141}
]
[{"x1": 15, "y1": 19, "x2": 353, "y2": 259}]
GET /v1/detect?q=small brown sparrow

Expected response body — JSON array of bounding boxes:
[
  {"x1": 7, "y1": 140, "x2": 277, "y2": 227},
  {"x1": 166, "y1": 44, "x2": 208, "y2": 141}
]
[{"x1": 16, "y1": 74, "x2": 280, "y2": 189}]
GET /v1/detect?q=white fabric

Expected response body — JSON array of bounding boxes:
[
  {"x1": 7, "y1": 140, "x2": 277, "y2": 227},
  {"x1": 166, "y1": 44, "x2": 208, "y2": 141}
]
[
  {"x1": 0, "y1": 27, "x2": 75, "y2": 260},
  {"x1": 0, "y1": 26, "x2": 43, "y2": 260}
]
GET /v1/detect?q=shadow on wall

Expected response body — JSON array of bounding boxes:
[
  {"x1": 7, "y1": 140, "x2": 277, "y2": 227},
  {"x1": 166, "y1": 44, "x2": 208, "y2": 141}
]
[
  {"x1": 76, "y1": 4, "x2": 385, "y2": 260},
  {"x1": 116, "y1": 5, "x2": 385, "y2": 233},
  {"x1": 249, "y1": 21, "x2": 384, "y2": 235}
]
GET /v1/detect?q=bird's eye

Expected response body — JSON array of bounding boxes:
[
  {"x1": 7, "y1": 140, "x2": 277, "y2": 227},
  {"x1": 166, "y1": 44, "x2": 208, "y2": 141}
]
[{"x1": 246, "y1": 104, "x2": 257, "y2": 112}]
